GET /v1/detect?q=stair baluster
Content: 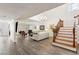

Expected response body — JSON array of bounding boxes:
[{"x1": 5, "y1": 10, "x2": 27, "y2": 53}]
[{"x1": 73, "y1": 22, "x2": 76, "y2": 47}]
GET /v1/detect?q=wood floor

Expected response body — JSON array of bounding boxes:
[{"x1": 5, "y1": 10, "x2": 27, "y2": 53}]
[{"x1": 0, "y1": 36, "x2": 79, "y2": 55}]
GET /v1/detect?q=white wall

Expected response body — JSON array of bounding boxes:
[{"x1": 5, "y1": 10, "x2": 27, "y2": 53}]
[
  {"x1": 17, "y1": 19, "x2": 45, "y2": 33},
  {"x1": 0, "y1": 22, "x2": 9, "y2": 36}
]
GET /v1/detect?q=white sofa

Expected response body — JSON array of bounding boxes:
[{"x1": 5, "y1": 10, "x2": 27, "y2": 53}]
[{"x1": 31, "y1": 31, "x2": 49, "y2": 41}]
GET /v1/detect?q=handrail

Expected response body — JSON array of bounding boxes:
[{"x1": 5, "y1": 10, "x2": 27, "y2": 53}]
[
  {"x1": 73, "y1": 21, "x2": 76, "y2": 47},
  {"x1": 53, "y1": 19, "x2": 63, "y2": 42}
]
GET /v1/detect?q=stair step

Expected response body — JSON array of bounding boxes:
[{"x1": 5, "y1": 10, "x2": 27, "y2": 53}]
[
  {"x1": 59, "y1": 30, "x2": 73, "y2": 32},
  {"x1": 59, "y1": 31, "x2": 73, "y2": 33},
  {"x1": 56, "y1": 36, "x2": 73, "y2": 41},
  {"x1": 58, "y1": 32, "x2": 77, "y2": 35},
  {"x1": 58, "y1": 33, "x2": 72, "y2": 35},
  {"x1": 57, "y1": 35, "x2": 77, "y2": 39},
  {"x1": 59, "y1": 31, "x2": 73, "y2": 34},
  {"x1": 55, "y1": 39, "x2": 73, "y2": 45},
  {"x1": 57, "y1": 35, "x2": 73, "y2": 38},
  {"x1": 60, "y1": 30, "x2": 73, "y2": 32},
  {"x1": 56, "y1": 38, "x2": 73, "y2": 42},
  {"x1": 52, "y1": 42, "x2": 77, "y2": 52},
  {"x1": 60, "y1": 28, "x2": 73, "y2": 30},
  {"x1": 58, "y1": 34, "x2": 73, "y2": 37},
  {"x1": 56, "y1": 36, "x2": 77, "y2": 42},
  {"x1": 61, "y1": 26, "x2": 73, "y2": 28},
  {"x1": 60, "y1": 28, "x2": 77, "y2": 31},
  {"x1": 57, "y1": 34, "x2": 77, "y2": 39}
]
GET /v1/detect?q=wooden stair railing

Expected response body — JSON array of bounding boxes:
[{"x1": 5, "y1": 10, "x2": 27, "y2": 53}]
[
  {"x1": 73, "y1": 21, "x2": 76, "y2": 47},
  {"x1": 53, "y1": 19, "x2": 63, "y2": 42}
]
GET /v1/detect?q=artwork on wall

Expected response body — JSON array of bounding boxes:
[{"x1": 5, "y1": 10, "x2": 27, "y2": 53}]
[{"x1": 40, "y1": 25, "x2": 45, "y2": 30}]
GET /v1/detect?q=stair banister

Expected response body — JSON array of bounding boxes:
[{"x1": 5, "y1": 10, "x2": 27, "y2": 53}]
[{"x1": 53, "y1": 19, "x2": 63, "y2": 42}]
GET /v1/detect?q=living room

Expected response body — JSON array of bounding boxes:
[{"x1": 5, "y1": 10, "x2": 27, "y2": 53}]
[{"x1": 0, "y1": 3, "x2": 79, "y2": 55}]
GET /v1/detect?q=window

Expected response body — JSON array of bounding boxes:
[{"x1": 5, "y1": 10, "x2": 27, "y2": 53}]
[{"x1": 68, "y1": 3, "x2": 79, "y2": 12}]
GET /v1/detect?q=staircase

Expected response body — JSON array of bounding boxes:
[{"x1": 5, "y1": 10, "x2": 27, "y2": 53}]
[{"x1": 52, "y1": 26, "x2": 77, "y2": 52}]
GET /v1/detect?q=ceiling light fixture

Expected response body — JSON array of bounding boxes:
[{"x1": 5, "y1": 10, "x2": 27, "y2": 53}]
[{"x1": 40, "y1": 16, "x2": 47, "y2": 21}]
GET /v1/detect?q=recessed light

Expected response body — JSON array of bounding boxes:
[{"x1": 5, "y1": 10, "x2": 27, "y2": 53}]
[{"x1": 3, "y1": 16, "x2": 7, "y2": 17}]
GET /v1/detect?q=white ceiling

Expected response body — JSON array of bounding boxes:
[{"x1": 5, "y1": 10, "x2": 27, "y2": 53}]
[{"x1": 0, "y1": 3, "x2": 64, "y2": 20}]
